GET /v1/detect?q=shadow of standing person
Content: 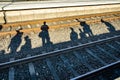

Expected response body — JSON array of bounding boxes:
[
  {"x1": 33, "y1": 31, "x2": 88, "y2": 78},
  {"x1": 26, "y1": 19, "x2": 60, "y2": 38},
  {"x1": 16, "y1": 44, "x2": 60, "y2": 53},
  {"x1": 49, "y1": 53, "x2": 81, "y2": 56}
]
[
  {"x1": 20, "y1": 36, "x2": 31, "y2": 54},
  {"x1": 70, "y1": 27, "x2": 78, "y2": 44},
  {"x1": 8, "y1": 29, "x2": 23, "y2": 54},
  {"x1": 39, "y1": 21, "x2": 52, "y2": 47},
  {"x1": 80, "y1": 21, "x2": 93, "y2": 37},
  {"x1": 76, "y1": 19, "x2": 93, "y2": 37},
  {"x1": 101, "y1": 19, "x2": 116, "y2": 32}
]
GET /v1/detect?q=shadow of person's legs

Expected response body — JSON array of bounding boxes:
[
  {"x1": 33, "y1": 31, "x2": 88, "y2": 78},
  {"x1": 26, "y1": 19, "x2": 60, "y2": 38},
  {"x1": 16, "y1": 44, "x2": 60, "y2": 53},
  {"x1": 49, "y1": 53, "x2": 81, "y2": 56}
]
[
  {"x1": 8, "y1": 30, "x2": 23, "y2": 54},
  {"x1": 39, "y1": 22, "x2": 53, "y2": 48}
]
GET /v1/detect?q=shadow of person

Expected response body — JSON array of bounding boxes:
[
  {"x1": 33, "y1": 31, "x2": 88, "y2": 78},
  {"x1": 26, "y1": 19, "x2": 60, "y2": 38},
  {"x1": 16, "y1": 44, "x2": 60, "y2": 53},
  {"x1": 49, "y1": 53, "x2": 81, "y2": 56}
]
[
  {"x1": 70, "y1": 27, "x2": 78, "y2": 42},
  {"x1": 0, "y1": 25, "x2": 2, "y2": 31},
  {"x1": 79, "y1": 28, "x2": 87, "y2": 39},
  {"x1": 38, "y1": 21, "x2": 52, "y2": 47},
  {"x1": 20, "y1": 36, "x2": 31, "y2": 53},
  {"x1": 8, "y1": 29, "x2": 23, "y2": 54},
  {"x1": 101, "y1": 19, "x2": 116, "y2": 32},
  {"x1": 76, "y1": 19, "x2": 93, "y2": 37},
  {"x1": 80, "y1": 21, "x2": 93, "y2": 37}
]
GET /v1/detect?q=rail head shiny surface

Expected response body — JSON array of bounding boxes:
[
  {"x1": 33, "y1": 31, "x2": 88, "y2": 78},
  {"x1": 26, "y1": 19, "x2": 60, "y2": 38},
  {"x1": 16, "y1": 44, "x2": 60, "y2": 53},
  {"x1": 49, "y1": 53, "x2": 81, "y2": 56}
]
[{"x1": 71, "y1": 60, "x2": 120, "y2": 80}]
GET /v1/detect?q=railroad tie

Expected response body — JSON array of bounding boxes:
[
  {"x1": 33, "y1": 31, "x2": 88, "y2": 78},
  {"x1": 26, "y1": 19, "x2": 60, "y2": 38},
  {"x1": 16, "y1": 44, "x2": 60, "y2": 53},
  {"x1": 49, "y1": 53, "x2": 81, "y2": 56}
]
[
  {"x1": 46, "y1": 58, "x2": 60, "y2": 80},
  {"x1": 96, "y1": 46, "x2": 119, "y2": 61},
  {"x1": 85, "y1": 48, "x2": 107, "y2": 66},
  {"x1": 115, "y1": 41, "x2": 120, "y2": 45},
  {"x1": 73, "y1": 51, "x2": 93, "y2": 71},
  {"x1": 60, "y1": 55, "x2": 79, "y2": 77},
  {"x1": 9, "y1": 58, "x2": 15, "y2": 80},
  {"x1": 38, "y1": 51, "x2": 59, "y2": 80},
  {"x1": 27, "y1": 55, "x2": 37, "y2": 80},
  {"x1": 106, "y1": 43, "x2": 120, "y2": 53}
]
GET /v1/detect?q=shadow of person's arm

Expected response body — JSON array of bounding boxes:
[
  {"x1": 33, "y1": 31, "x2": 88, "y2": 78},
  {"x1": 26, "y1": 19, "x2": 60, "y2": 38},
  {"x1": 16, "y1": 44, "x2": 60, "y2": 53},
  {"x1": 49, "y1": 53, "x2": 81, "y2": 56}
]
[
  {"x1": 38, "y1": 31, "x2": 43, "y2": 37},
  {"x1": 76, "y1": 19, "x2": 80, "y2": 22}
]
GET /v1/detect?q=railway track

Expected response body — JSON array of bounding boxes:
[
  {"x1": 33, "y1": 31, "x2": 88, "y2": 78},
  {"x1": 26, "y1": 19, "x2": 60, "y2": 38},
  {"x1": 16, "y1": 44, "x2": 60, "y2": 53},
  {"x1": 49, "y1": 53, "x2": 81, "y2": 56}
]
[
  {"x1": 0, "y1": 11, "x2": 120, "y2": 36},
  {"x1": 0, "y1": 30, "x2": 120, "y2": 64},
  {"x1": 0, "y1": 11, "x2": 119, "y2": 63},
  {"x1": 0, "y1": 10, "x2": 120, "y2": 63},
  {"x1": 71, "y1": 60, "x2": 120, "y2": 80},
  {"x1": 0, "y1": 35, "x2": 120, "y2": 80}
]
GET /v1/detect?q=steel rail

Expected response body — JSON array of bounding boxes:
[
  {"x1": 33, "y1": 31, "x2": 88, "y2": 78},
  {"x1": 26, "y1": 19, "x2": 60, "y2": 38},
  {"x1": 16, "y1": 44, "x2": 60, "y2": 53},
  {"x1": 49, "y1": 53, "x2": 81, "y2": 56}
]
[
  {"x1": 71, "y1": 60, "x2": 120, "y2": 80},
  {"x1": 0, "y1": 16, "x2": 120, "y2": 36},
  {"x1": 0, "y1": 35, "x2": 119, "y2": 70}
]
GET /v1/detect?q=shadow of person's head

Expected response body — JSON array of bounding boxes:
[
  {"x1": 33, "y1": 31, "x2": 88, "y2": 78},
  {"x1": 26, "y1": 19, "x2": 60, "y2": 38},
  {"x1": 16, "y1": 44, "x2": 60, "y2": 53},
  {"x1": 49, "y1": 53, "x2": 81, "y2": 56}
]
[
  {"x1": 16, "y1": 30, "x2": 20, "y2": 33},
  {"x1": 101, "y1": 19, "x2": 105, "y2": 23},
  {"x1": 43, "y1": 21, "x2": 46, "y2": 25},
  {"x1": 70, "y1": 27, "x2": 74, "y2": 31},
  {"x1": 0, "y1": 25, "x2": 3, "y2": 31},
  {"x1": 80, "y1": 21, "x2": 86, "y2": 26},
  {"x1": 25, "y1": 36, "x2": 29, "y2": 40}
]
